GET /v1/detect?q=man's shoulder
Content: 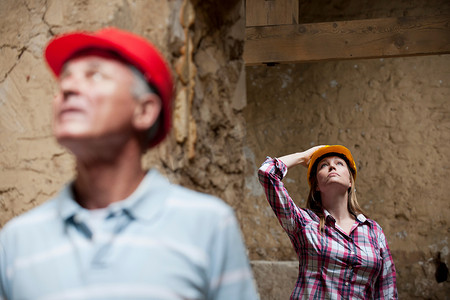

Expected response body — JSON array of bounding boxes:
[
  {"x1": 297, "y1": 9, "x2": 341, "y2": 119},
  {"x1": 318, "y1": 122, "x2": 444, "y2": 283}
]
[
  {"x1": 146, "y1": 169, "x2": 232, "y2": 213},
  {"x1": 167, "y1": 184, "x2": 234, "y2": 216},
  {"x1": 0, "y1": 198, "x2": 59, "y2": 236}
]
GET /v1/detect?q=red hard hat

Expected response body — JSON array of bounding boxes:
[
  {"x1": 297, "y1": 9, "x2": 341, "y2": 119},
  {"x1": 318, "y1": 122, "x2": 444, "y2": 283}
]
[{"x1": 44, "y1": 27, "x2": 173, "y2": 148}]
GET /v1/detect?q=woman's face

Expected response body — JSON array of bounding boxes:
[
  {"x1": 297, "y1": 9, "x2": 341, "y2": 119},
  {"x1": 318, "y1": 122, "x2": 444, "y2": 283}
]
[{"x1": 315, "y1": 156, "x2": 352, "y2": 192}]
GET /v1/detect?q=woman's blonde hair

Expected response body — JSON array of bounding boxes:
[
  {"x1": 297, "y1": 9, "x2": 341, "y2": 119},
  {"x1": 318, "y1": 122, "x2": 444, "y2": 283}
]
[{"x1": 306, "y1": 159, "x2": 367, "y2": 232}]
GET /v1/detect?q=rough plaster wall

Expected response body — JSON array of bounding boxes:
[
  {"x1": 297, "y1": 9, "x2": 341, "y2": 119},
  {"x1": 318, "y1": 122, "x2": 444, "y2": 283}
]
[
  {"x1": 244, "y1": 56, "x2": 450, "y2": 299},
  {"x1": 0, "y1": 0, "x2": 174, "y2": 225},
  {"x1": 0, "y1": 0, "x2": 74, "y2": 224},
  {"x1": 151, "y1": 0, "x2": 248, "y2": 215},
  {"x1": 243, "y1": 1, "x2": 450, "y2": 298},
  {"x1": 0, "y1": 0, "x2": 247, "y2": 234},
  {"x1": 2, "y1": 0, "x2": 450, "y2": 299},
  {"x1": 0, "y1": 0, "x2": 253, "y2": 292}
]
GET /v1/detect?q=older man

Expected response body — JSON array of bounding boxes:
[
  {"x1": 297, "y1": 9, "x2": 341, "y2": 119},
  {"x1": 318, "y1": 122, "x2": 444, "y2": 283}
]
[{"x1": 0, "y1": 27, "x2": 259, "y2": 300}]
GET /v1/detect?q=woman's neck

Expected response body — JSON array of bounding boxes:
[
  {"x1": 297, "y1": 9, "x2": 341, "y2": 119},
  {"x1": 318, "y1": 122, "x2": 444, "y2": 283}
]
[{"x1": 321, "y1": 191, "x2": 353, "y2": 223}]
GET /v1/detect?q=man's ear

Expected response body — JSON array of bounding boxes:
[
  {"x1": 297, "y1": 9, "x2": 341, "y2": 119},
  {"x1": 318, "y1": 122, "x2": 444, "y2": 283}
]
[{"x1": 133, "y1": 93, "x2": 162, "y2": 131}]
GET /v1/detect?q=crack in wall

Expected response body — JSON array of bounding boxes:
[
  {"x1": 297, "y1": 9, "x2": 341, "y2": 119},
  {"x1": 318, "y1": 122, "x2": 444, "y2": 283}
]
[{"x1": 0, "y1": 46, "x2": 26, "y2": 83}]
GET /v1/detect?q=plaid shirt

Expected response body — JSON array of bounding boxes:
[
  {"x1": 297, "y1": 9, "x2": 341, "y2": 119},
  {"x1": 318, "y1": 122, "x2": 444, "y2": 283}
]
[{"x1": 258, "y1": 157, "x2": 398, "y2": 300}]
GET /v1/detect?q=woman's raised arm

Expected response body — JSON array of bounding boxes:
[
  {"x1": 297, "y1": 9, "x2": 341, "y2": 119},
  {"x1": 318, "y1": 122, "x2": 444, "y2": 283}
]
[{"x1": 278, "y1": 145, "x2": 325, "y2": 169}]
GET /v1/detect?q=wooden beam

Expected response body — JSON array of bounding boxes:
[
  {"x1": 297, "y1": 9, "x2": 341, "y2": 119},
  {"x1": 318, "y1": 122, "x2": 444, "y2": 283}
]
[{"x1": 244, "y1": 15, "x2": 450, "y2": 65}]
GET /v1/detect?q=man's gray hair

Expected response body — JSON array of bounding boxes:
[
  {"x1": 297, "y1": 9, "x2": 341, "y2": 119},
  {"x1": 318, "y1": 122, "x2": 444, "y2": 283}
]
[{"x1": 129, "y1": 65, "x2": 161, "y2": 144}]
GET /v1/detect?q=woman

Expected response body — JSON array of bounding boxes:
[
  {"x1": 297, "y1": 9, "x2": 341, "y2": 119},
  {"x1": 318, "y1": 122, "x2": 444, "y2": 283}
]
[{"x1": 258, "y1": 145, "x2": 397, "y2": 299}]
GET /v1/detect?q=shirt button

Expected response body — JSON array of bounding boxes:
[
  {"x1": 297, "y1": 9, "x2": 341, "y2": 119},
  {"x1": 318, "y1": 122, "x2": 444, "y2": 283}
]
[{"x1": 345, "y1": 282, "x2": 349, "y2": 286}]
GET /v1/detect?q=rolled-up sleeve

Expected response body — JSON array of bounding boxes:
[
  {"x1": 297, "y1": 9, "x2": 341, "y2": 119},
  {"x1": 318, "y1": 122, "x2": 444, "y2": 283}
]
[{"x1": 258, "y1": 157, "x2": 306, "y2": 234}]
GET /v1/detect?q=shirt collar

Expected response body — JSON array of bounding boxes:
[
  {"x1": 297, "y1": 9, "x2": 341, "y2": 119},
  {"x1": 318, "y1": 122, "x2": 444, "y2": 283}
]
[
  {"x1": 323, "y1": 210, "x2": 369, "y2": 225},
  {"x1": 324, "y1": 209, "x2": 334, "y2": 221},
  {"x1": 57, "y1": 183, "x2": 82, "y2": 221},
  {"x1": 56, "y1": 169, "x2": 172, "y2": 222},
  {"x1": 356, "y1": 213, "x2": 368, "y2": 223}
]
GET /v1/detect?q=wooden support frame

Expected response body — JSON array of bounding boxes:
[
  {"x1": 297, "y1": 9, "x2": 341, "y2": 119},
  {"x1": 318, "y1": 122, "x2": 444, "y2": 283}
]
[{"x1": 244, "y1": 14, "x2": 450, "y2": 65}]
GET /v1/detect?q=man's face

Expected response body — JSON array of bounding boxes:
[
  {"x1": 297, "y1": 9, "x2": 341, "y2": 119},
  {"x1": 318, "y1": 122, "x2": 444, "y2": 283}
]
[{"x1": 53, "y1": 53, "x2": 138, "y2": 150}]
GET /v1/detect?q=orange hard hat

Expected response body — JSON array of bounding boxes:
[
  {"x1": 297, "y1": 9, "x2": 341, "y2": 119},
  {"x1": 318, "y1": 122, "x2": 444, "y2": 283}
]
[{"x1": 307, "y1": 145, "x2": 357, "y2": 186}]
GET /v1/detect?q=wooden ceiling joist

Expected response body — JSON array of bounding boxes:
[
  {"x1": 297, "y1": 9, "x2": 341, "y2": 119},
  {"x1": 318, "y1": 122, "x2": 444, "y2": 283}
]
[{"x1": 244, "y1": 14, "x2": 450, "y2": 65}]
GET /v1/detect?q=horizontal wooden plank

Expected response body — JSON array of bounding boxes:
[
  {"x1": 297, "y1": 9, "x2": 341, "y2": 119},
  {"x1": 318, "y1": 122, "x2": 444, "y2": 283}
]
[{"x1": 244, "y1": 15, "x2": 450, "y2": 65}]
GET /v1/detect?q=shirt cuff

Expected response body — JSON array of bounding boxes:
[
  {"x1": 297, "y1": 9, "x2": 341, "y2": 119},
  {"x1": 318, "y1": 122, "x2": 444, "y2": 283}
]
[{"x1": 273, "y1": 157, "x2": 288, "y2": 178}]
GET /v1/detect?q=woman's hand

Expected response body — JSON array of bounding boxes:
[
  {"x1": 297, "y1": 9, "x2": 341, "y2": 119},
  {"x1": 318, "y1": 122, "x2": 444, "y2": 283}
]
[
  {"x1": 278, "y1": 145, "x2": 325, "y2": 169},
  {"x1": 299, "y1": 145, "x2": 325, "y2": 167}
]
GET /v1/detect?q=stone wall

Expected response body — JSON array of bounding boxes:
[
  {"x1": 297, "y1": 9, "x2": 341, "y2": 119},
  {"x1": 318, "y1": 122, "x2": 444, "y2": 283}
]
[{"x1": 243, "y1": 1, "x2": 450, "y2": 299}]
